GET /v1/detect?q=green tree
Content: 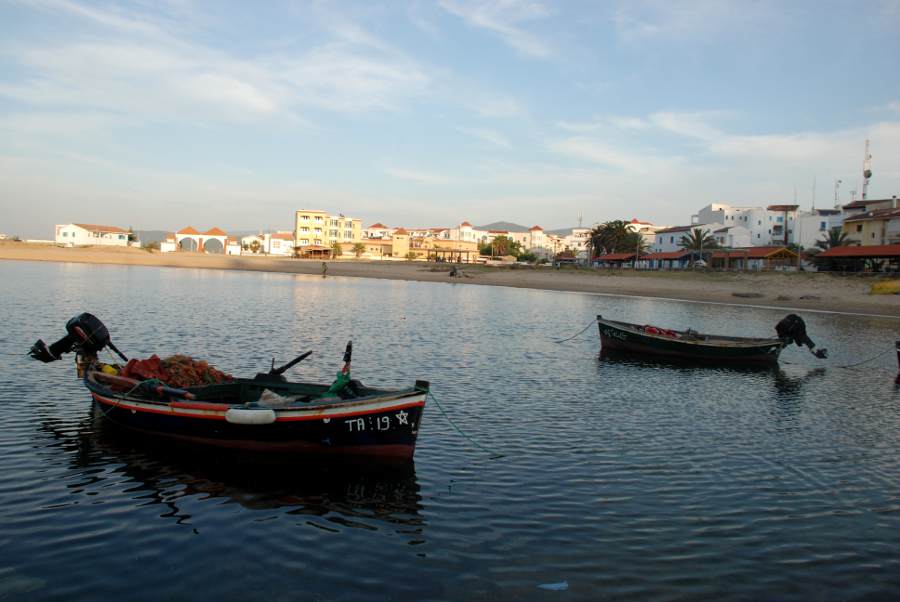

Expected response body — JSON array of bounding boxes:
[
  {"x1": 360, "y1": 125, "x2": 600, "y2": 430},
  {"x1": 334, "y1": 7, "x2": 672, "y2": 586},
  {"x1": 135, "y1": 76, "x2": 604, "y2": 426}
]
[
  {"x1": 479, "y1": 235, "x2": 522, "y2": 257},
  {"x1": 352, "y1": 242, "x2": 366, "y2": 258},
  {"x1": 405, "y1": 251, "x2": 418, "y2": 261},
  {"x1": 249, "y1": 239, "x2": 261, "y2": 254},
  {"x1": 127, "y1": 226, "x2": 138, "y2": 243},
  {"x1": 585, "y1": 220, "x2": 633, "y2": 258},
  {"x1": 815, "y1": 228, "x2": 851, "y2": 251},
  {"x1": 679, "y1": 228, "x2": 718, "y2": 265},
  {"x1": 331, "y1": 241, "x2": 343, "y2": 257},
  {"x1": 518, "y1": 250, "x2": 537, "y2": 263}
]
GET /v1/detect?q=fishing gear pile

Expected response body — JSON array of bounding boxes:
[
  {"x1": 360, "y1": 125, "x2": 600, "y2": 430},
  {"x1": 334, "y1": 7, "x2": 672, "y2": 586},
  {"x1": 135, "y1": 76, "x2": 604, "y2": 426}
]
[{"x1": 120, "y1": 354, "x2": 233, "y2": 388}]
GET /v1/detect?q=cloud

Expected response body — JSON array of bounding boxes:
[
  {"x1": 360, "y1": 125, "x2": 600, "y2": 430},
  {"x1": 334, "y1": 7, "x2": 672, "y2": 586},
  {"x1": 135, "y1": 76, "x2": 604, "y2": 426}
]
[
  {"x1": 547, "y1": 138, "x2": 679, "y2": 173},
  {"x1": 1, "y1": 2, "x2": 432, "y2": 125},
  {"x1": 613, "y1": 0, "x2": 774, "y2": 42},
  {"x1": 385, "y1": 167, "x2": 453, "y2": 184},
  {"x1": 439, "y1": 0, "x2": 553, "y2": 58},
  {"x1": 458, "y1": 127, "x2": 510, "y2": 148}
]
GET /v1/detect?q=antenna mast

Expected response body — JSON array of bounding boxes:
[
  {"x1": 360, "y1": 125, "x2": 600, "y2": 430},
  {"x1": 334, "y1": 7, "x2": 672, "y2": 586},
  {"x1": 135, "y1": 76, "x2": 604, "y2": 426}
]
[
  {"x1": 862, "y1": 139, "x2": 872, "y2": 200},
  {"x1": 577, "y1": 212, "x2": 583, "y2": 228}
]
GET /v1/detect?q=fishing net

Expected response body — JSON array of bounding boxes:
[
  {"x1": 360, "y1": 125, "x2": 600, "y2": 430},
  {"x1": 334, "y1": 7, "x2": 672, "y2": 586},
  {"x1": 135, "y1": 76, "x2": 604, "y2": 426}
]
[{"x1": 120, "y1": 354, "x2": 233, "y2": 388}]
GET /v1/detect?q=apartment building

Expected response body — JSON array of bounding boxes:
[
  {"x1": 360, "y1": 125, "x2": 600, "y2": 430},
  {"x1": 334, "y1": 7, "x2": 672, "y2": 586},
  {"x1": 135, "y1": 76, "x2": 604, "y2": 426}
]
[{"x1": 294, "y1": 210, "x2": 362, "y2": 248}]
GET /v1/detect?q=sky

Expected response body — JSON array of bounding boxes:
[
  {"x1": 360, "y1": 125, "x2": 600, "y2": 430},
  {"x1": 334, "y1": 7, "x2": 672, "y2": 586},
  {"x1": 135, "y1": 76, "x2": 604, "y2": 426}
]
[{"x1": 1, "y1": 0, "x2": 899, "y2": 238}]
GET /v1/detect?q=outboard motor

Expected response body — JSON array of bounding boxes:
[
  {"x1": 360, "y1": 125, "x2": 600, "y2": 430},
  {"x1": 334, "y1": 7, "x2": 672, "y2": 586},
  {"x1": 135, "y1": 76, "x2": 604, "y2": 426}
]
[
  {"x1": 29, "y1": 313, "x2": 127, "y2": 364},
  {"x1": 776, "y1": 314, "x2": 828, "y2": 359}
]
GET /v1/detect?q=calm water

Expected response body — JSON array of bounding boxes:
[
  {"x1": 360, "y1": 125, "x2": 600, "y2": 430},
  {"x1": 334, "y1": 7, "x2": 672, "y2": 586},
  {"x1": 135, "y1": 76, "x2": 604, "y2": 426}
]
[{"x1": 1, "y1": 261, "x2": 898, "y2": 601}]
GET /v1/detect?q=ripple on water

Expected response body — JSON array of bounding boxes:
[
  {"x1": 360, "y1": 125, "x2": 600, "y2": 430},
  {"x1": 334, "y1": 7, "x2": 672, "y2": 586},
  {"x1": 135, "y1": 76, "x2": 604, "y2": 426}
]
[{"x1": 0, "y1": 261, "x2": 899, "y2": 600}]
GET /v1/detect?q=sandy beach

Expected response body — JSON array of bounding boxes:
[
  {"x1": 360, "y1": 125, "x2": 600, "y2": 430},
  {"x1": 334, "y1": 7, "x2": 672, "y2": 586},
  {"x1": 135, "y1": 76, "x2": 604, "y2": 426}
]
[{"x1": 1, "y1": 242, "x2": 897, "y2": 317}]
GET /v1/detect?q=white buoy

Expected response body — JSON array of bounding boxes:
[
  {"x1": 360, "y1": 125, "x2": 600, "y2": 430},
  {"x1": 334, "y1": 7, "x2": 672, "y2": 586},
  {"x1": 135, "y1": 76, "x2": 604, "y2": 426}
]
[{"x1": 225, "y1": 408, "x2": 276, "y2": 425}]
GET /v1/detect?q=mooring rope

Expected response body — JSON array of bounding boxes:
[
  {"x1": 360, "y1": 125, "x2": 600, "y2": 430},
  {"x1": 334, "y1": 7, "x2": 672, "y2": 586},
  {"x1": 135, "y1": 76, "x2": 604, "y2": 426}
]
[
  {"x1": 427, "y1": 391, "x2": 505, "y2": 459},
  {"x1": 554, "y1": 319, "x2": 596, "y2": 344},
  {"x1": 833, "y1": 347, "x2": 896, "y2": 369}
]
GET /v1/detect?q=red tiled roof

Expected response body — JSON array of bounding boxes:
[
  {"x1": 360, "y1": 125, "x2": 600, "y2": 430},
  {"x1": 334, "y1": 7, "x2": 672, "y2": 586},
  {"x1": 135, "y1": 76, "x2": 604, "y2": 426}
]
[
  {"x1": 630, "y1": 218, "x2": 651, "y2": 225},
  {"x1": 843, "y1": 207, "x2": 900, "y2": 223},
  {"x1": 842, "y1": 199, "x2": 895, "y2": 210},
  {"x1": 177, "y1": 226, "x2": 200, "y2": 235},
  {"x1": 644, "y1": 250, "x2": 693, "y2": 260},
  {"x1": 226, "y1": 237, "x2": 238, "y2": 243},
  {"x1": 711, "y1": 246, "x2": 796, "y2": 259},
  {"x1": 367, "y1": 222, "x2": 388, "y2": 229},
  {"x1": 271, "y1": 232, "x2": 294, "y2": 240},
  {"x1": 767, "y1": 204, "x2": 799, "y2": 211},
  {"x1": 598, "y1": 252, "x2": 637, "y2": 261},
  {"x1": 393, "y1": 228, "x2": 409, "y2": 235},
  {"x1": 460, "y1": 221, "x2": 473, "y2": 227},
  {"x1": 74, "y1": 223, "x2": 127, "y2": 233},
  {"x1": 816, "y1": 244, "x2": 900, "y2": 258},
  {"x1": 204, "y1": 227, "x2": 227, "y2": 236},
  {"x1": 529, "y1": 225, "x2": 543, "y2": 231}
]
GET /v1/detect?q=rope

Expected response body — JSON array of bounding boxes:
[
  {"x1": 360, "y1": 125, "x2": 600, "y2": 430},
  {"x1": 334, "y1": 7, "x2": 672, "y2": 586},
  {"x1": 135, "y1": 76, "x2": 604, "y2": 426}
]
[
  {"x1": 833, "y1": 347, "x2": 896, "y2": 369},
  {"x1": 554, "y1": 319, "x2": 596, "y2": 343},
  {"x1": 427, "y1": 391, "x2": 505, "y2": 459}
]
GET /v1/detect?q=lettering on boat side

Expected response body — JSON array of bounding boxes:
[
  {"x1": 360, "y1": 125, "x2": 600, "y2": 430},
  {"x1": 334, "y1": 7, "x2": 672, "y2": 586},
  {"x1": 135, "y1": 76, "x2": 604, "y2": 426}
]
[
  {"x1": 601, "y1": 328, "x2": 628, "y2": 341},
  {"x1": 345, "y1": 411, "x2": 410, "y2": 432}
]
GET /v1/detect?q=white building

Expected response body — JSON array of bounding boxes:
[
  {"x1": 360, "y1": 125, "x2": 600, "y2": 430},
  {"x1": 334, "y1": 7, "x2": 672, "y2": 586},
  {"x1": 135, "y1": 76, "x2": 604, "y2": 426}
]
[
  {"x1": 711, "y1": 225, "x2": 753, "y2": 248},
  {"x1": 241, "y1": 232, "x2": 295, "y2": 255},
  {"x1": 160, "y1": 226, "x2": 231, "y2": 253},
  {"x1": 364, "y1": 223, "x2": 395, "y2": 239},
  {"x1": 794, "y1": 209, "x2": 844, "y2": 250},
  {"x1": 55, "y1": 223, "x2": 133, "y2": 247},
  {"x1": 693, "y1": 203, "x2": 800, "y2": 246}
]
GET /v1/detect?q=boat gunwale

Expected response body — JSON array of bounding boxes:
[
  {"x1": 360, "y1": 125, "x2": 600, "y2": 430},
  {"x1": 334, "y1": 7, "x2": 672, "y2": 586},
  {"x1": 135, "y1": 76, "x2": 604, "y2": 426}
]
[{"x1": 84, "y1": 370, "x2": 427, "y2": 414}]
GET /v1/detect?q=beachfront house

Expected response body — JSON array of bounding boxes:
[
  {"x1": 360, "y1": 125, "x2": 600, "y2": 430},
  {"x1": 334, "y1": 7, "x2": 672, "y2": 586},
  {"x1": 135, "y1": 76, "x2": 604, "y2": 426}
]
[
  {"x1": 294, "y1": 210, "x2": 362, "y2": 252},
  {"x1": 709, "y1": 246, "x2": 798, "y2": 271},
  {"x1": 55, "y1": 223, "x2": 134, "y2": 247},
  {"x1": 160, "y1": 226, "x2": 232, "y2": 253},
  {"x1": 841, "y1": 203, "x2": 900, "y2": 246},
  {"x1": 795, "y1": 208, "x2": 844, "y2": 250},
  {"x1": 693, "y1": 203, "x2": 801, "y2": 246},
  {"x1": 651, "y1": 224, "x2": 722, "y2": 254}
]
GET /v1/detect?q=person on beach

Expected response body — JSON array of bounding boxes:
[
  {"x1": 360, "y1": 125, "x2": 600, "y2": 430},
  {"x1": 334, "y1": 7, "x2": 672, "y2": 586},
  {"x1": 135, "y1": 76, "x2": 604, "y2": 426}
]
[{"x1": 322, "y1": 262, "x2": 327, "y2": 278}]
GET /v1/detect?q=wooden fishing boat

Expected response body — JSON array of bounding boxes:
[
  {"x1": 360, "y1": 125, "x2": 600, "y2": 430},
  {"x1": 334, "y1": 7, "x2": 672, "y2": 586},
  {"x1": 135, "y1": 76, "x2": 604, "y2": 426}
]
[
  {"x1": 30, "y1": 314, "x2": 429, "y2": 458},
  {"x1": 596, "y1": 314, "x2": 826, "y2": 365}
]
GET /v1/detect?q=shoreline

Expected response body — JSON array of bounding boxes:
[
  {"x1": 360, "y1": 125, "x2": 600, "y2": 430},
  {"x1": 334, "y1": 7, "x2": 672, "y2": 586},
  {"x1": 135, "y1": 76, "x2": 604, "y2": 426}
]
[{"x1": 1, "y1": 243, "x2": 897, "y2": 317}]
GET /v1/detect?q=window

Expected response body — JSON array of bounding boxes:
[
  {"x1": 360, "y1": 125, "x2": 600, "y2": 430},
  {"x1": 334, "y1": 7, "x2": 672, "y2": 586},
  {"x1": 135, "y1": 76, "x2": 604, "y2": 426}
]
[
  {"x1": 301, "y1": 215, "x2": 309, "y2": 221},
  {"x1": 301, "y1": 227, "x2": 309, "y2": 232},
  {"x1": 776, "y1": 216, "x2": 783, "y2": 223},
  {"x1": 819, "y1": 222, "x2": 827, "y2": 231},
  {"x1": 315, "y1": 216, "x2": 323, "y2": 221},
  {"x1": 62, "y1": 232, "x2": 68, "y2": 237},
  {"x1": 758, "y1": 220, "x2": 761, "y2": 225},
  {"x1": 119, "y1": 234, "x2": 126, "y2": 240},
  {"x1": 669, "y1": 236, "x2": 674, "y2": 244},
  {"x1": 330, "y1": 229, "x2": 338, "y2": 237},
  {"x1": 856, "y1": 225, "x2": 862, "y2": 232},
  {"x1": 301, "y1": 238, "x2": 309, "y2": 244},
  {"x1": 314, "y1": 228, "x2": 322, "y2": 234}
]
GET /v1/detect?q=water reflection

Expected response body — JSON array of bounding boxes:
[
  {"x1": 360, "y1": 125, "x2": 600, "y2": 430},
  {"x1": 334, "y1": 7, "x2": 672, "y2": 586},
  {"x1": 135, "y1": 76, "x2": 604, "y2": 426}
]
[{"x1": 40, "y1": 406, "x2": 426, "y2": 538}]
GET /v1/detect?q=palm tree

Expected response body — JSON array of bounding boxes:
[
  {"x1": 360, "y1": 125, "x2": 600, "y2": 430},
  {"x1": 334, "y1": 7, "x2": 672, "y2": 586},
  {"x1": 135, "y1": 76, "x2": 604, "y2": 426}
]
[
  {"x1": 815, "y1": 228, "x2": 851, "y2": 251},
  {"x1": 585, "y1": 220, "x2": 634, "y2": 258},
  {"x1": 331, "y1": 241, "x2": 343, "y2": 257},
  {"x1": 352, "y1": 242, "x2": 366, "y2": 258},
  {"x1": 679, "y1": 228, "x2": 718, "y2": 265}
]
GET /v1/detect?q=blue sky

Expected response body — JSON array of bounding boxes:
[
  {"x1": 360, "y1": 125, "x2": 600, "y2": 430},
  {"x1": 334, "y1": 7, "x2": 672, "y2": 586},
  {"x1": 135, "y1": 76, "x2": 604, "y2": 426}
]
[{"x1": 2, "y1": 0, "x2": 899, "y2": 238}]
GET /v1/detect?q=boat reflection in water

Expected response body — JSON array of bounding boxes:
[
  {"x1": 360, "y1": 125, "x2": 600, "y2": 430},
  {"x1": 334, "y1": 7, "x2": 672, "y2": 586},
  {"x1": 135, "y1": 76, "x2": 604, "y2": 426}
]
[{"x1": 58, "y1": 405, "x2": 426, "y2": 537}]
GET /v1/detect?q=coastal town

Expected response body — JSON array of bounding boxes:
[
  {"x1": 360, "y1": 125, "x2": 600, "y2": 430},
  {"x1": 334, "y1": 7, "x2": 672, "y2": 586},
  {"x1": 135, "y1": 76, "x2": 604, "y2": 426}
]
[{"x1": 42, "y1": 193, "x2": 900, "y2": 273}]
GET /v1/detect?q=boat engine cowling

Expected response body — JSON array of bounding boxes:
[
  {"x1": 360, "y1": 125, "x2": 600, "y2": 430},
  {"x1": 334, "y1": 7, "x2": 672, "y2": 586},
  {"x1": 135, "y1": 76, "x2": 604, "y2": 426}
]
[
  {"x1": 29, "y1": 313, "x2": 126, "y2": 363},
  {"x1": 775, "y1": 314, "x2": 827, "y2": 359}
]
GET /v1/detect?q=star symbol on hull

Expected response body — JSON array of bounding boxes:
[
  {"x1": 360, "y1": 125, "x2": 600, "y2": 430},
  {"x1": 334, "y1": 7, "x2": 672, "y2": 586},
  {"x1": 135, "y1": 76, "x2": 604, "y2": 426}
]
[{"x1": 396, "y1": 410, "x2": 409, "y2": 425}]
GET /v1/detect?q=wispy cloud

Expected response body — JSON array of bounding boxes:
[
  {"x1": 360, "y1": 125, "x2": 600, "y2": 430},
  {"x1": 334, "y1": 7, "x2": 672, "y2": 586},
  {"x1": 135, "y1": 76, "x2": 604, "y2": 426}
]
[
  {"x1": 458, "y1": 127, "x2": 510, "y2": 148},
  {"x1": 1, "y1": 2, "x2": 432, "y2": 125},
  {"x1": 385, "y1": 167, "x2": 453, "y2": 184},
  {"x1": 439, "y1": 0, "x2": 553, "y2": 58},
  {"x1": 547, "y1": 138, "x2": 678, "y2": 173},
  {"x1": 613, "y1": 0, "x2": 774, "y2": 42}
]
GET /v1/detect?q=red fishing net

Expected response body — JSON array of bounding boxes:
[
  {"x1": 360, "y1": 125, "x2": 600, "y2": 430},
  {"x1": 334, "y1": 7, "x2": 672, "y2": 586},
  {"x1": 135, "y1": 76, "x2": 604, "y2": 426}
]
[{"x1": 120, "y1": 354, "x2": 233, "y2": 388}]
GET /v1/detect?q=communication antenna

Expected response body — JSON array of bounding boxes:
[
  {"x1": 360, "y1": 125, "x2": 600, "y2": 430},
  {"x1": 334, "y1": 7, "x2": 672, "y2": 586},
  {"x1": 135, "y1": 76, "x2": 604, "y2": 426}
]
[
  {"x1": 577, "y1": 212, "x2": 583, "y2": 228},
  {"x1": 811, "y1": 175, "x2": 816, "y2": 211},
  {"x1": 861, "y1": 139, "x2": 872, "y2": 200}
]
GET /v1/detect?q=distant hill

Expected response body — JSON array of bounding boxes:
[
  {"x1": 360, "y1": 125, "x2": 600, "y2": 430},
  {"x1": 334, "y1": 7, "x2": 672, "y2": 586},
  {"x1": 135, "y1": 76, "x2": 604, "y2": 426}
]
[
  {"x1": 476, "y1": 221, "x2": 530, "y2": 232},
  {"x1": 544, "y1": 227, "x2": 580, "y2": 235}
]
